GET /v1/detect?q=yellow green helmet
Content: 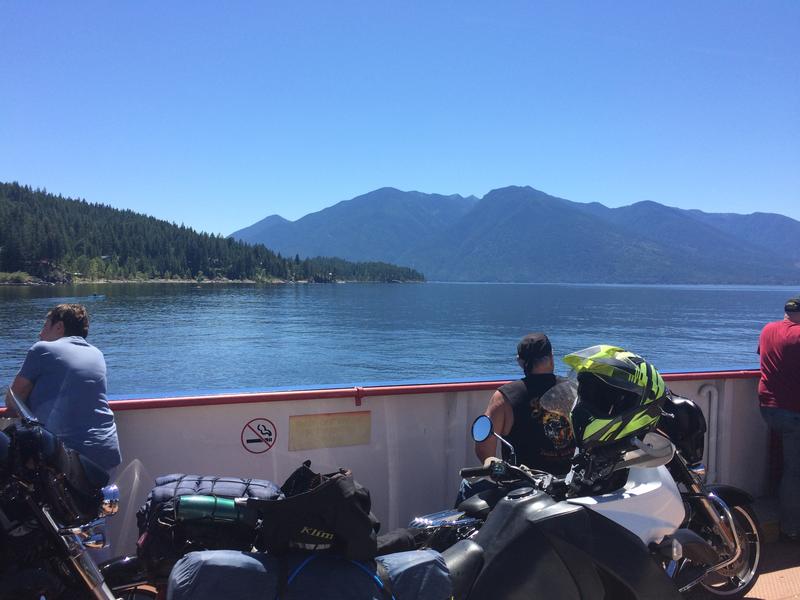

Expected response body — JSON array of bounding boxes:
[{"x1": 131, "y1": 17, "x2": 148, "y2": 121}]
[{"x1": 564, "y1": 345, "x2": 667, "y2": 450}]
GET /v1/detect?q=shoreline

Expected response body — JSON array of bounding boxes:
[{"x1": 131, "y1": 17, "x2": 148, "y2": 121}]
[
  {"x1": 0, "y1": 277, "x2": 422, "y2": 286},
  {"x1": 0, "y1": 274, "x2": 792, "y2": 288}
]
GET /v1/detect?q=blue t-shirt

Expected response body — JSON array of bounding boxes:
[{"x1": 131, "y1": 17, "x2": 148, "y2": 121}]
[{"x1": 18, "y1": 336, "x2": 122, "y2": 471}]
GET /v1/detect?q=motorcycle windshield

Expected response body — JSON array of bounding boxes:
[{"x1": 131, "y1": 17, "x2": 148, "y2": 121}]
[
  {"x1": 539, "y1": 378, "x2": 578, "y2": 419},
  {"x1": 4, "y1": 387, "x2": 41, "y2": 425}
]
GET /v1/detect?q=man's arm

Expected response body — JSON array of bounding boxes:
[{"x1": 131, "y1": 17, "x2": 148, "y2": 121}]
[
  {"x1": 475, "y1": 390, "x2": 514, "y2": 463},
  {"x1": 4, "y1": 375, "x2": 33, "y2": 418}
]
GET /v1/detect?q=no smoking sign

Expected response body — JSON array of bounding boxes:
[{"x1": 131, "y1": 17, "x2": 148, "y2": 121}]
[{"x1": 241, "y1": 418, "x2": 277, "y2": 454}]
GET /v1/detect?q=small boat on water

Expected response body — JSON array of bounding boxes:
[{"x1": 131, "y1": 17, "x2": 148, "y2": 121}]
[{"x1": 36, "y1": 293, "x2": 107, "y2": 304}]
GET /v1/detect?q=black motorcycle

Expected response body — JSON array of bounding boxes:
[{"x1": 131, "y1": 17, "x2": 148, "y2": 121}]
[{"x1": 0, "y1": 389, "x2": 120, "y2": 600}]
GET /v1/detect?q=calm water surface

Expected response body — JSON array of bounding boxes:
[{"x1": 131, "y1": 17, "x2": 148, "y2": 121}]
[{"x1": 0, "y1": 282, "x2": 796, "y2": 398}]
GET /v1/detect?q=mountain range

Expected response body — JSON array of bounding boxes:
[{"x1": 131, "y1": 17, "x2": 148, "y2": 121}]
[{"x1": 231, "y1": 186, "x2": 800, "y2": 284}]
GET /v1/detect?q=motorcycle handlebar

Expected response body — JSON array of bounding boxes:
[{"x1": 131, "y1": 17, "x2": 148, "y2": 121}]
[
  {"x1": 460, "y1": 460, "x2": 551, "y2": 490},
  {"x1": 459, "y1": 466, "x2": 492, "y2": 478}
]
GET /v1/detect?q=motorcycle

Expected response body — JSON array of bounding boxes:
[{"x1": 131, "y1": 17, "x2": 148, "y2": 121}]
[
  {"x1": 0, "y1": 389, "x2": 121, "y2": 599},
  {"x1": 410, "y1": 386, "x2": 761, "y2": 599}
]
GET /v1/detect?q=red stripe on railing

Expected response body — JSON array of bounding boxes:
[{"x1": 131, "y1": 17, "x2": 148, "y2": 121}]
[
  {"x1": 662, "y1": 370, "x2": 759, "y2": 382},
  {"x1": 105, "y1": 380, "x2": 514, "y2": 411},
  {"x1": 106, "y1": 369, "x2": 759, "y2": 412},
  {"x1": 0, "y1": 370, "x2": 759, "y2": 414}
]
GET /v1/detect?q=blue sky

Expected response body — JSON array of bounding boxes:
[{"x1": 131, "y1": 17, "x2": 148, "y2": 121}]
[{"x1": 1, "y1": 1, "x2": 798, "y2": 236}]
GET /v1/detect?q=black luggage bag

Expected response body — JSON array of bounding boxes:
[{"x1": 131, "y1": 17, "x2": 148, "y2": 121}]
[{"x1": 136, "y1": 474, "x2": 283, "y2": 579}]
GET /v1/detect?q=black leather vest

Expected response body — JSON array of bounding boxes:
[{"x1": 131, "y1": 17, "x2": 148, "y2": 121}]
[{"x1": 497, "y1": 374, "x2": 575, "y2": 475}]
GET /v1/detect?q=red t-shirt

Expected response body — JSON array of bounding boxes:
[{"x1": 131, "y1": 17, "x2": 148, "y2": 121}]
[{"x1": 758, "y1": 319, "x2": 800, "y2": 411}]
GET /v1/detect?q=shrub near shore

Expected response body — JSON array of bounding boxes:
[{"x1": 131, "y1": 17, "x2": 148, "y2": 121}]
[{"x1": 0, "y1": 271, "x2": 33, "y2": 284}]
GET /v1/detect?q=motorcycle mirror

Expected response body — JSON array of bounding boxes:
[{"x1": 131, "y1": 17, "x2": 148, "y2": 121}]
[
  {"x1": 5, "y1": 387, "x2": 41, "y2": 425},
  {"x1": 471, "y1": 415, "x2": 493, "y2": 443}
]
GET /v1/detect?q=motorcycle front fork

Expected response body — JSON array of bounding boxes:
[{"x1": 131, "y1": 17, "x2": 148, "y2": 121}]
[
  {"x1": 27, "y1": 497, "x2": 117, "y2": 600},
  {"x1": 670, "y1": 455, "x2": 739, "y2": 555},
  {"x1": 662, "y1": 458, "x2": 744, "y2": 592},
  {"x1": 684, "y1": 482, "x2": 740, "y2": 557}
]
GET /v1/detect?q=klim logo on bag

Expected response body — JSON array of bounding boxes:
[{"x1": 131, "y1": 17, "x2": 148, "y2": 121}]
[{"x1": 300, "y1": 526, "x2": 335, "y2": 542}]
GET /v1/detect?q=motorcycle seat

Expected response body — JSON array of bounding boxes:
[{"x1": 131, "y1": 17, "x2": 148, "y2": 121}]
[{"x1": 442, "y1": 539, "x2": 484, "y2": 600}]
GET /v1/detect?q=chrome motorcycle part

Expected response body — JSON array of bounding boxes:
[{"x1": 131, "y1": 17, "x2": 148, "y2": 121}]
[
  {"x1": 699, "y1": 504, "x2": 761, "y2": 597},
  {"x1": 409, "y1": 508, "x2": 480, "y2": 529},
  {"x1": 100, "y1": 484, "x2": 120, "y2": 516},
  {"x1": 669, "y1": 537, "x2": 683, "y2": 561},
  {"x1": 688, "y1": 463, "x2": 707, "y2": 483},
  {"x1": 39, "y1": 504, "x2": 117, "y2": 599},
  {"x1": 708, "y1": 492, "x2": 741, "y2": 558},
  {"x1": 72, "y1": 518, "x2": 108, "y2": 549}
]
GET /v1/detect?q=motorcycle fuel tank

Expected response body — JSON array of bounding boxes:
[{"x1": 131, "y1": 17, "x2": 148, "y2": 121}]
[{"x1": 567, "y1": 465, "x2": 685, "y2": 545}]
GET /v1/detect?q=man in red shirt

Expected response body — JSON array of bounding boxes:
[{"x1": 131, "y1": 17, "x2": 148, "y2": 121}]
[{"x1": 758, "y1": 296, "x2": 800, "y2": 540}]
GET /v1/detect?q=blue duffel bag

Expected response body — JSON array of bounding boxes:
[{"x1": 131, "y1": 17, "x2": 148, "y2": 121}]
[{"x1": 166, "y1": 549, "x2": 452, "y2": 600}]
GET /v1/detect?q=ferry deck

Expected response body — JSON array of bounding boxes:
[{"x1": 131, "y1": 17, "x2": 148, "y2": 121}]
[{"x1": 5, "y1": 368, "x2": 800, "y2": 598}]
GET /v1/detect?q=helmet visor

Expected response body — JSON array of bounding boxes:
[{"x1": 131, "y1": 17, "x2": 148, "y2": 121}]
[{"x1": 563, "y1": 344, "x2": 664, "y2": 400}]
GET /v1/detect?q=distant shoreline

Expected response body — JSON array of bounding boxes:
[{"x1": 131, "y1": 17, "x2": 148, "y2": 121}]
[
  {"x1": 2, "y1": 279, "x2": 796, "y2": 289},
  {"x1": 0, "y1": 277, "x2": 421, "y2": 286}
]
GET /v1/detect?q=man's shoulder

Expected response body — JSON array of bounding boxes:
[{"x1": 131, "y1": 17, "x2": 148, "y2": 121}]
[
  {"x1": 497, "y1": 378, "x2": 526, "y2": 396},
  {"x1": 36, "y1": 337, "x2": 103, "y2": 360},
  {"x1": 788, "y1": 324, "x2": 800, "y2": 343},
  {"x1": 28, "y1": 339, "x2": 57, "y2": 354},
  {"x1": 763, "y1": 320, "x2": 800, "y2": 339},
  {"x1": 499, "y1": 374, "x2": 557, "y2": 402}
]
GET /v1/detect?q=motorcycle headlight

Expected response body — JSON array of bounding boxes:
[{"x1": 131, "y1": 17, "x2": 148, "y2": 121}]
[{"x1": 100, "y1": 484, "x2": 120, "y2": 516}]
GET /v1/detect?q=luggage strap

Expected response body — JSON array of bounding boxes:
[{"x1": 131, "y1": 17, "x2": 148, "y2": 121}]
[
  {"x1": 276, "y1": 554, "x2": 396, "y2": 600},
  {"x1": 352, "y1": 559, "x2": 396, "y2": 600}
]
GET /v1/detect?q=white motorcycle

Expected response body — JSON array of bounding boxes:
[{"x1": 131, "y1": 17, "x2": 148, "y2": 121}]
[{"x1": 410, "y1": 390, "x2": 761, "y2": 598}]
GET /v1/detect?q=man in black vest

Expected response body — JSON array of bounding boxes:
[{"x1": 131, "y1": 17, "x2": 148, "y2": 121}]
[
  {"x1": 455, "y1": 333, "x2": 575, "y2": 506},
  {"x1": 475, "y1": 333, "x2": 575, "y2": 475}
]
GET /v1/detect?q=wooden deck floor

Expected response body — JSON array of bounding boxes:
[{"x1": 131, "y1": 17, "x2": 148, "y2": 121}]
[{"x1": 688, "y1": 539, "x2": 800, "y2": 599}]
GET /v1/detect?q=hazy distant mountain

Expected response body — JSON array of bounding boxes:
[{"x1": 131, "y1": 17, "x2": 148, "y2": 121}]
[
  {"x1": 234, "y1": 188, "x2": 477, "y2": 263},
  {"x1": 686, "y1": 210, "x2": 800, "y2": 264},
  {"x1": 233, "y1": 214, "x2": 291, "y2": 245},
  {"x1": 230, "y1": 186, "x2": 800, "y2": 284}
]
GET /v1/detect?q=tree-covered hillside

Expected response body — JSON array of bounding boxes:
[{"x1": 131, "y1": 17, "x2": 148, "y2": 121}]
[{"x1": 0, "y1": 183, "x2": 424, "y2": 283}]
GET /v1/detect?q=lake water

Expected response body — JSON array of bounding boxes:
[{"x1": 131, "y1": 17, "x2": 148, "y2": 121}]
[{"x1": 0, "y1": 282, "x2": 796, "y2": 399}]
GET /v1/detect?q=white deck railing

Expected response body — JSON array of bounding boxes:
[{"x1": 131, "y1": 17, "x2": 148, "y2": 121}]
[{"x1": 95, "y1": 371, "x2": 765, "y2": 553}]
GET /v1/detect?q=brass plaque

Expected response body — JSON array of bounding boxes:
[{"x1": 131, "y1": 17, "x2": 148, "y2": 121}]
[{"x1": 288, "y1": 411, "x2": 371, "y2": 451}]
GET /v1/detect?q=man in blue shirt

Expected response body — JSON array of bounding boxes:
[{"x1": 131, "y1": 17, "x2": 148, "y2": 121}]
[{"x1": 4, "y1": 303, "x2": 121, "y2": 471}]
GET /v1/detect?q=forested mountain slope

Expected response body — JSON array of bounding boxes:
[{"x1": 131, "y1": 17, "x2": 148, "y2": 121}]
[{"x1": 0, "y1": 182, "x2": 423, "y2": 283}]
